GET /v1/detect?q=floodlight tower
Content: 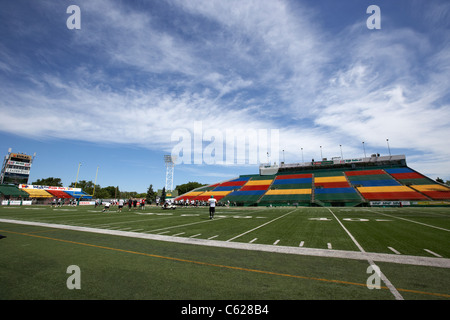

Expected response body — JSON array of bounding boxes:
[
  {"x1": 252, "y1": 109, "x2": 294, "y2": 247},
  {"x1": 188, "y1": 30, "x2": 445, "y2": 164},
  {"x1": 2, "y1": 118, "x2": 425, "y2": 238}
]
[{"x1": 164, "y1": 155, "x2": 176, "y2": 192}]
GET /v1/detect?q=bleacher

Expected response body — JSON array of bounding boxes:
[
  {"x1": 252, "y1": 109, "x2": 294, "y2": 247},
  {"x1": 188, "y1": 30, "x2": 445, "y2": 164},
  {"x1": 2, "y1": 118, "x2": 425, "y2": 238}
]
[
  {"x1": 175, "y1": 157, "x2": 450, "y2": 207},
  {"x1": 221, "y1": 176, "x2": 273, "y2": 205},
  {"x1": 259, "y1": 173, "x2": 312, "y2": 205},
  {"x1": 385, "y1": 168, "x2": 450, "y2": 200},
  {"x1": 313, "y1": 171, "x2": 362, "y2": 206},
  {"x1": 0, "y1": 184, "x2": 30, "y2": 199}
]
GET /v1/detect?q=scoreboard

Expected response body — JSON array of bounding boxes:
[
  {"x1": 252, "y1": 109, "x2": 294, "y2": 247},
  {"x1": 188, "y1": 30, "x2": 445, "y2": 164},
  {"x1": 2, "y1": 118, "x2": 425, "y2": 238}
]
[{"x1": 0, "y1": 151, "x2": 34, "y2": 185}]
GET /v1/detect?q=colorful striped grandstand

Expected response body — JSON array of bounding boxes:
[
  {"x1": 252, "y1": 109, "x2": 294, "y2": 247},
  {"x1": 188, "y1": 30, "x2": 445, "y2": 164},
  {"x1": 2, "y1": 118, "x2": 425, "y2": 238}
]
[
  {"x1": 0, "y1": 184, "x2": 92, "y2": 201},
  {"x1": 175, "y1": 155, "x2": 450, "y2": 207}
]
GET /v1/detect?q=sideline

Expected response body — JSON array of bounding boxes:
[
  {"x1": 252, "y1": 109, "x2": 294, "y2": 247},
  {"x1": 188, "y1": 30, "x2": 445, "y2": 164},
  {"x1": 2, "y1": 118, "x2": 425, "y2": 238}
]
[{"x1": 1, "y1": 218, "x2": 449, "y2": 269}]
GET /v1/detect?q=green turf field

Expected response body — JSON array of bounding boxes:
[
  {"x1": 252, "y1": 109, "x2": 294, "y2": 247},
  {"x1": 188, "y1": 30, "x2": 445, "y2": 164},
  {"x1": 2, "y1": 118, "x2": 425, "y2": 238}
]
[{"x1": 0, "y1": 204, "x2": 449, "y2": 300}]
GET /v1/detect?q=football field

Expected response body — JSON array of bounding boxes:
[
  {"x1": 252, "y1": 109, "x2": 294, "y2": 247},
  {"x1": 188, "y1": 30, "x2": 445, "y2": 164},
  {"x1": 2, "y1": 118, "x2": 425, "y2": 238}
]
[{"x1": 0, "y1": 204, "x2": 449, "y2": 301}]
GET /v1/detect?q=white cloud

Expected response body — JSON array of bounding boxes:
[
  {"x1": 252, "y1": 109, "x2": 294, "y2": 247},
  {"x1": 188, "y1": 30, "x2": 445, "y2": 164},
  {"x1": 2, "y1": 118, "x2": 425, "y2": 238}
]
[{"x1": 0, "y1": 0, "x2": 449, "y2": 180}]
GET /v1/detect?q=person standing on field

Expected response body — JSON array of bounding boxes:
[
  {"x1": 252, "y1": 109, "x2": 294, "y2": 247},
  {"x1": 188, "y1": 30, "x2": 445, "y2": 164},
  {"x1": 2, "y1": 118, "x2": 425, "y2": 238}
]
[{"x1": 207, "y1": 195, "x2": 217, "y2": 219}]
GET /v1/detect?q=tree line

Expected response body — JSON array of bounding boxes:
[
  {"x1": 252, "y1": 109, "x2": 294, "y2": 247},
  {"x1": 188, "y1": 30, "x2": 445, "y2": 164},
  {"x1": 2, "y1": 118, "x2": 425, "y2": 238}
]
[{"x1": 31, "y1": 178, "x2": 206, "y2": 202}]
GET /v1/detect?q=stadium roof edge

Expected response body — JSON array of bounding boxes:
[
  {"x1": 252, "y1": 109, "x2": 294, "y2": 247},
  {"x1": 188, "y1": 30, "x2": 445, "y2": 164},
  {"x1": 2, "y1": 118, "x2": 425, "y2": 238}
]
[{"x1": 260, "y1": 154, "x2": 406, "y2": 176}]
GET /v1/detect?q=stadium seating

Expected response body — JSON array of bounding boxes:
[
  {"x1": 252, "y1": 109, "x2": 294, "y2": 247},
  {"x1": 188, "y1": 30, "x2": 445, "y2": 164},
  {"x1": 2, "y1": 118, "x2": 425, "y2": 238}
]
[
  {"x1": 356, "y1": 186, "x2": 428, "y2": 200},
  {"x1": 0, "y1": 184, "x2": 30, "y2": 198},
  {"x1": 259, "y1": 174, "x2": 312, "y2": 205},
  {"x1": 176, "y1": 191, "x2": 205, "y2": 202},
  {"x1": 21, "y1": 188, "x2": 53, "y2": 198},
  {"x1": 408, "y1": 184, "x2": 450, "y2": 200},
  {"x1": 384, "y1": 168, "x2": 450, "y2": 200},
  {"x1": 175, "y1": 165, "x2": 450, "y2": 206},
  {"x1": 345, "y1": 169, "x2": 400, "y2": 187},
  {"x1": 345, "y1": 168, "x2": 428, "y2": 201},
  {"x1": 63, "y1": 190, "x2": 92, "y2": 199},
  {"x1": 384, "y1": 168, "x2": 430, "y2": 185},
  {"x1": 313, "y1": 172, "x2": 361, "y2": 205},
  {"x1": 46, "y1": 190, "x2": 72, "y2": 199},
  {"x1": 221, "y1": 176, "x2": 273, "y2": 205}
]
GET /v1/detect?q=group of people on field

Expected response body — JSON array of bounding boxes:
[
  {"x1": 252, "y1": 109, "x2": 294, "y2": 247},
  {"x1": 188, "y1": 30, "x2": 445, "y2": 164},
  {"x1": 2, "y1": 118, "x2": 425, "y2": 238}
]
[
  {"x1": 100, "y1": 198, "x2": 146, "y2": 212},
  {"x1": 98, "y1": 195, "x2": 219, "y2": 219}
]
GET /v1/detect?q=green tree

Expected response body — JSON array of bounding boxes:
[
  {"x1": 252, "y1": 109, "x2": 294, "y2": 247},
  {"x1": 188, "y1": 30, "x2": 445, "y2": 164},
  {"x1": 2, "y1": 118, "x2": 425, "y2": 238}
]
[
  {"x1": 161, "y1": 187, "x2": 166, "y2": 204},
  {"x1": 102, "y1": 186, "x2": 117, "y2": 198},
  {"x1": 69, "y1": 180, "x2": 99, "y2": 196},
  {"x1": 175, "y1": 181, "x2": 205, "y2": 195},
  {"x1": 146, "y1": 184, "x2": 156, "y2": 203},
  {"x1": 32, "y1": 177, "x2": 63, "y2": 186}
]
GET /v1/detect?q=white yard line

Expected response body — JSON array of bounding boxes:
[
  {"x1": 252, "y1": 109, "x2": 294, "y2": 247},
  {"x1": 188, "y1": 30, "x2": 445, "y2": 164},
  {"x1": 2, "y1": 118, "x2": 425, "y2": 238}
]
[
  {"x1": 190, "y1": 234, "x2": 201, "y2": 238},
  {"x1": 273, "y1": 239, "x2": 280, "y2": 245},
  {"x1": 226, "y1": 209, "x2": 298, "y2": 242},
  {"x1": 388, "y1": 247, "x2": 401, "y2": 255},
  {"x1": 327, "y1": 243, "x2": 332, "y2": 249},
  {"x1": 326, "y1": 208, "x2": 404, "y2": 300},
  {"x1": 299, "y1": 241, "x2": 304, "y2": 247},
  {"x1": 172, "y1": 232, "x2": 185, "y2": 236},
  {"x1": 366, "y1": 209, "x2": 450, "y2": 232},
  {"x1": 424, "y1": 249, "x2": 442, "y2": 258}
]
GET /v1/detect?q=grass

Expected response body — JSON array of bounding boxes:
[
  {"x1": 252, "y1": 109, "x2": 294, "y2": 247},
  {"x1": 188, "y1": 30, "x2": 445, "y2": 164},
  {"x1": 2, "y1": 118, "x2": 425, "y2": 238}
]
[{"x1": 0, "y1": 204, "x2": 449, "y2": 301}]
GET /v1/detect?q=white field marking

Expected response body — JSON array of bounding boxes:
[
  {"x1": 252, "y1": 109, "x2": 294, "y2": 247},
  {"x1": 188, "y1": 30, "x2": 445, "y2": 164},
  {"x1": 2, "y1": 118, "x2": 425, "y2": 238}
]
[
  {"x1": 249, "y1": 238, "x2": 258, "y2": 243},
  {"x1": 327, "y1": 243, "x2": 332, "y2": 249},
  {"x1": 157, "y1": 231, "x2": 170, "y2": 235},
  {"x1": 172, "y1": 232, "x2": 185, "y2": 236},
  {"x1": 208, "y1": 235, "x2": 219, "y2": 240},
  {"x1": 129, "y1": 229, "x2": 144, "y2": 232},
  {"x1": 273, "y1": 240, "x2": 280, "y2": 245},
  {"x1": 424, "y1": 249, "x2": 442, "y2": 258},
  {"x1": 226, "y1": 209, "x2": 298, "y2": 242},
  {"x1": 190, "y1": 233, "x2": 201, "y2": 238},
  {"x1": 1, "y1": 218, "x2": 449, "y2": 269},
  {"x1": 388, "y1": 247, "x2": 401, "y2": 255},
  {"x1": 366, "y1": 209, "x2": 450, "y2": 232},
  {"x1": 148, "y1": 216, "x2": 224, "y2": 233},
  {"x1": 97, "y1": 217, "x2": 173, "y2": 226},
  {"x1": 299, "y1": 241, "x2": 304, "y2": 247},
  {"x1": 326, "y1": 208, "x2": 404, "y2": 300}
]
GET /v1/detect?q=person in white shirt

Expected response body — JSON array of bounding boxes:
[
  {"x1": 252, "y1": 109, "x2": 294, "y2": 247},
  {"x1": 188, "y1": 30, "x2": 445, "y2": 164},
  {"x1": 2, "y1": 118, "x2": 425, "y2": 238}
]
[
  {"x1": 118, "y1": 199, "x2": 124, "y2": 212},
  {"x1": 102, "y1": 202, "x2": 111, "y2": 212},
  {"x1": 207, "y1": 195, "x2": 217, "y2": 219}
]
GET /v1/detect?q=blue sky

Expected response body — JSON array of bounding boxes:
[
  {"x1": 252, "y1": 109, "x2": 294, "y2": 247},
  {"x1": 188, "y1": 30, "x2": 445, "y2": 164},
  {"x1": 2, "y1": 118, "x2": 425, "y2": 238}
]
[{"x1": 1, "y1": 0, "x2": 449, "y2": 193}]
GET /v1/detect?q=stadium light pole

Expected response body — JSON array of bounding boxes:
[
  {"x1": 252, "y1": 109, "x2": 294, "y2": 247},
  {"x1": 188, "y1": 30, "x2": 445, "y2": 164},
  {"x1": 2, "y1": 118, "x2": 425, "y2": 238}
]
[
  {"x1": 164, "y1": 155, "x2": 176, "y2": 192},
  {"x1": 320, "y1": 146, "x2": 323, "y2": 160},
  {"x1": 301, "y1": 147, "x2": 304, "y2": 163},
  {"x1": 386, "y1": 139, "x2": 391, "y2": 156},
  {"x1": 362, "y1": 142, "x2": 366, "y2": 158},
  {"x1": 340, "y1": 145, "x2": 343, "y2": 159}
]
